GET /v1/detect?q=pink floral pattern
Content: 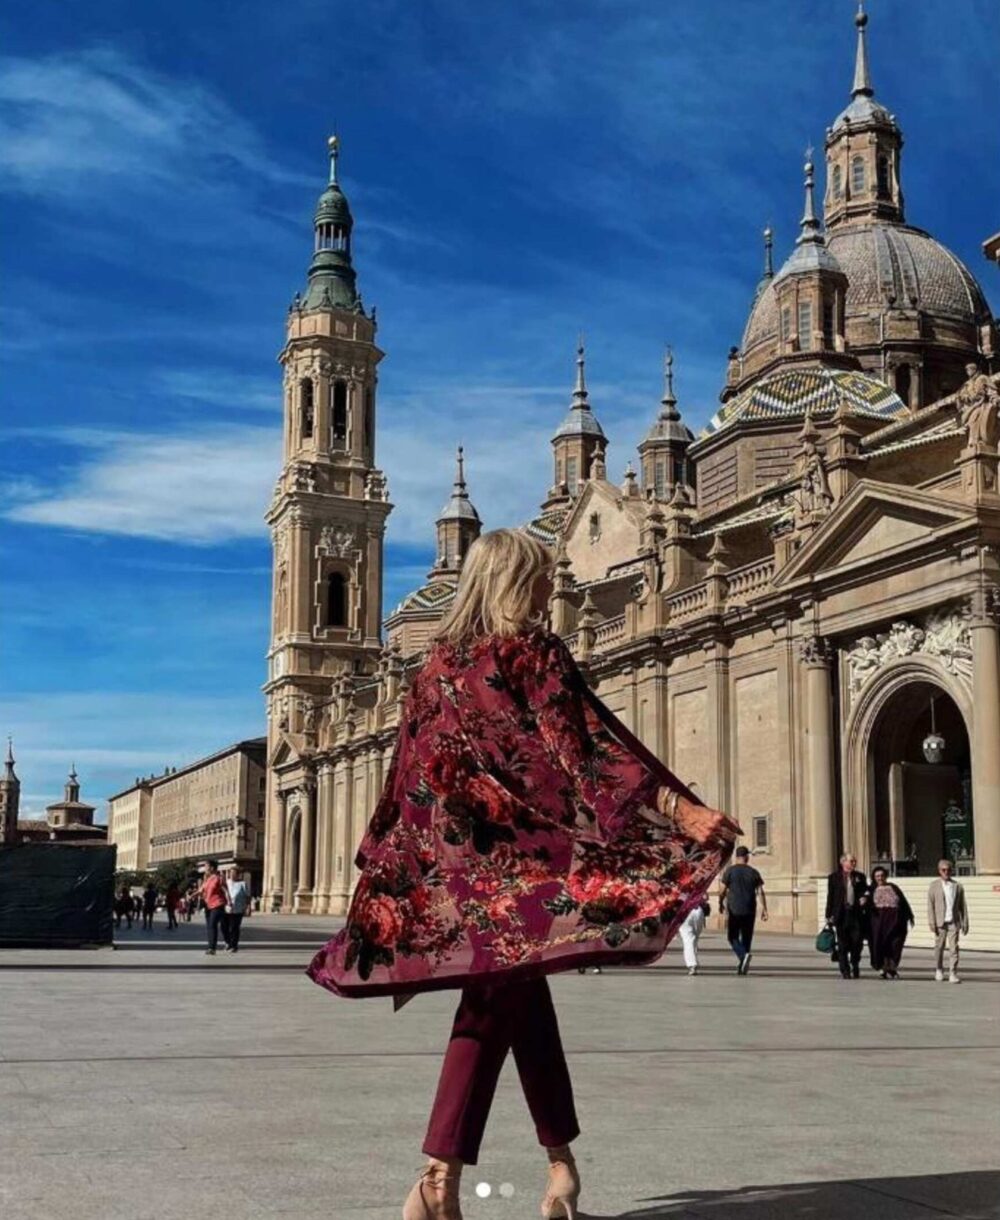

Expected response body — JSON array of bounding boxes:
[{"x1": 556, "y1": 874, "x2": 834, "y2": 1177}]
[{"x1": 307, "y1": 629, "x2": 738, "y2": 998}]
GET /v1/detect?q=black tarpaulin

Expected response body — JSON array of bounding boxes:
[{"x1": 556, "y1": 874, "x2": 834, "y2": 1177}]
[{"x1": 0, "y1": 843, "x2": 115, "y2": 947}]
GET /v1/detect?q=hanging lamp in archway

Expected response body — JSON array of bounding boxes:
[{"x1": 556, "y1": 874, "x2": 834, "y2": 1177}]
[{"x1": 922, "y1": 697, "x2": 945, "y2": 763}]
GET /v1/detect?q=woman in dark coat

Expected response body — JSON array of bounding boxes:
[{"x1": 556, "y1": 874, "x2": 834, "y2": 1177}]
[
  {"x1": 868, "y1": 865, "x2": 915, "y2": 978},
  {"x1": 308, "y1": 529, "x2": 739, "y2": 1220}
]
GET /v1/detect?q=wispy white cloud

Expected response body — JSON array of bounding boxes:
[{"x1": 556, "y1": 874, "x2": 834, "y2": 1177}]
[
  {"x1": 153, "y1": 368, "x2": 281, "y2": 414},
  {"x1": 4, "y1": 425, "x2": 279, "y2": 543},
  {"x1": 0, "y1": 46, "x2": 308, "y2": 197}
]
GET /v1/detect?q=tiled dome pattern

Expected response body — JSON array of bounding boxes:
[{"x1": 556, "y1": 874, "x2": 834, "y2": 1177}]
[{"x1": 706, "y1": 367, "x2": 906, "y2": 435}]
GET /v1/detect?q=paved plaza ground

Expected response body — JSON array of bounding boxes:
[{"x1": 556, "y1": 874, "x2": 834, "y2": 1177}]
[{"x1": 0, "y1": 915, "x2": 997, "y2": 1220}]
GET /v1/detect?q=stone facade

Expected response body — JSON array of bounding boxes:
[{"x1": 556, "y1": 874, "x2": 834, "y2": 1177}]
[{"x1": 262, "y1": 10, "x2": 999, "y2": 933}]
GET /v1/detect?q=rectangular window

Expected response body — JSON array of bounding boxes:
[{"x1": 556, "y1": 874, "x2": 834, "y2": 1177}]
[
  {"x1": 781, "y1": 306, "x2": 792, "y2": 343},
  {"x1": 822, "y1": 299, "x2": 835, "y2": 346},
  {"x1": 566, "y1": 456, "x2": 578, "y2": 492},
  {"x1": 654, "y1": 460, "x2": 666, "y2": 499},
  {"x1": 851, "y1": 156, "x2": 865, "y2": 194},
  {"x1": 752, "y1": 815, "x2": 770, "y2": 851},
  {"x1": 797, "y1": 301, "x2": 812, "y2": 348}
]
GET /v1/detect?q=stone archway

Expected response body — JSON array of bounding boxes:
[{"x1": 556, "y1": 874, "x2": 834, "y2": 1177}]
[{"x1": 843, "y1": 659, "x2": 974, "y2": 875}]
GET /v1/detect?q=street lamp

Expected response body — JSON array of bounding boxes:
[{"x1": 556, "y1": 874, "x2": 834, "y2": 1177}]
[{"x1": 922, "y1": 696, "x2": 945, "y2": 764}]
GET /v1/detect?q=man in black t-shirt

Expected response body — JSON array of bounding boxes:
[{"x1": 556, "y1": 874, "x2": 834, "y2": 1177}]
[{"x1": 718, "y1": 846, "x2": 768, "y2": 975}]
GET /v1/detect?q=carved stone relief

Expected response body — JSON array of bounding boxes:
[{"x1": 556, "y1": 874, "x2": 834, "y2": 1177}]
[{"x1": 845, "y1": 609, "x2": 973, "y2": 702}]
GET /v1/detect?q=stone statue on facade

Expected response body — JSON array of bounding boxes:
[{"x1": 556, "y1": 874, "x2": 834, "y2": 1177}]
[
  {"x1": 300, "y1": 697, "x2": 319, "y2": 744},
  {"x1": 793, "y1": 440, "x2": 833, "y2": 526},
  {"x1": 292, "y1": 462, "x2": 317, "y2": 492},
  {"x1": 845, "y1": 610, "x2": 974, "y2": 703},
  {"x1": 319, "y1": 524, "x2": 356, "y2": 558},
  {"x1": 956, "y1": 363, "x2": 1000, "y2": 448}
]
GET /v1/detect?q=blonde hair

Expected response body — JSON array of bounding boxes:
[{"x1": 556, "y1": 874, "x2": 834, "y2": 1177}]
[{"x1": 433, "y1": 528, "x2": 553, "y2": 645}]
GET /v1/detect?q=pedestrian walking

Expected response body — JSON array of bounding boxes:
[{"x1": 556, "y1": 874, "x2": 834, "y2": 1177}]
[
  {"x1": 114, "y1": 885, "x2": 133, "y2": 929},
  {"x1": 306, "y1": 529, "x2": 739, "y2": 1220},
  {"x1": 678, "y1": 900, "x2": 710, "y2": 975},
  {"x1": 142, "y1": 882, "x2": 158, "y2": 931},
  {"x1": 224, "y1": 867, "x2": 250, "y2": 953},
  {"x1": 718, "y1": 846, "x2": 768, "y2": 975},
  {"x1": 868, "y1": 866, "x2": 914, "y2": 978},
  {"x1": 825, "y1": 853, "x2": 869, "y2": 979},
  {"x1": 198, "y1": 861, "x2": 229, "y2": 956},
  {"x1": 165, "y1": 883, "x2": 181, "y2": 931},
  {"x1": 927, "y1": 859, "x2": 969, "y2": 984},
  {"x1": 132, "y1": 893, "x2": 143, "y2": 923}
]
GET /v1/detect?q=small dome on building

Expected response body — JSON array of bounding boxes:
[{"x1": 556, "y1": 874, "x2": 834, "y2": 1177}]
[
  {"x1": 391, "y1": 580, "x2": 457, "y2": 617},
  {"x1": 705, "y1": 367, "x2": 906, "y2": 435}
]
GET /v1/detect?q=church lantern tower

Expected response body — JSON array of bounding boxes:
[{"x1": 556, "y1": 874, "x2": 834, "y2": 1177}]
[
  {"x1": 543, "y1": 343, "x2": 607, "y2": 510},
  {"x1": 430, "y1": 447, "x2": 481, "y2": 580},
  {"x1": 638, "y1": 348, "x2": 695, "y2": 499},
  {"x1": 263, "y1": 137, "x2": 392, "y2": 913},
  {"x1": 772, "y1": 155, "x2": 848, "y2": 361},
  {"x1": 823, "y1": 4, "x2": 904, "y2": 232},
  {"x1": 0, "y1": 738, "x2": 19, "y2": 844}
]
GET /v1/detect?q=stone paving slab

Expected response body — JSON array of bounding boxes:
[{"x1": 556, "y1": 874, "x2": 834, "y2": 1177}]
[{"x1": 0, "y1": 916, "x2": 996, "y2": 1219}]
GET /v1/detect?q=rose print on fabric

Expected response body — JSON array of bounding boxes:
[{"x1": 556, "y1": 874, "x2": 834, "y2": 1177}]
[{"x1": 308, "y1": 629, "x2": 739, "y2": 999}]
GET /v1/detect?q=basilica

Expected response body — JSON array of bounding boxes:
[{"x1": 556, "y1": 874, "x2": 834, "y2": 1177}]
[{"x1": 262, "y1": 8, "x2": 999, "y2": 947}]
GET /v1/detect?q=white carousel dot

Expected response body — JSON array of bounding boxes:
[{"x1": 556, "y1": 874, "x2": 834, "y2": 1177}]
[
  {"x1": 499, "y1": 1181, "x2": 515, "y2": 1198},
  {"x1": 475, "y1": 1181, "x2": 492, "y2": 1198}
]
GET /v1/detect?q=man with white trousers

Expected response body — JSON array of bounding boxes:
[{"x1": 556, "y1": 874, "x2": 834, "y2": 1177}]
[{"x1": 679, "y1": 900, "x2": 710, "y2": 975}]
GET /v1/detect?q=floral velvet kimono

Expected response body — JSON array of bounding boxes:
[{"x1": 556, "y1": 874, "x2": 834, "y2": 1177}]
[{"x1": 308, "y1": 628, "x2": 739, "y2": 1000}]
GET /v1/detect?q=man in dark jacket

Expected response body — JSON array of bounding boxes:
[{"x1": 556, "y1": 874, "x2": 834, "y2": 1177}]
[{"x1": 825, "y1": 853, "x2": 869, "y2": 979}]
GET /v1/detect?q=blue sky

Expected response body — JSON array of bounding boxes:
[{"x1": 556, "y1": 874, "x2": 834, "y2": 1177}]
[{"x1": 1, "y1": 0, "x2": 997, "y2": 818}]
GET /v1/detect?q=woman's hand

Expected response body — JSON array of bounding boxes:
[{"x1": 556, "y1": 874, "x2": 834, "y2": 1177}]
[{"x1": 658, "y1": 789, "x2": 741, "y2": 846}]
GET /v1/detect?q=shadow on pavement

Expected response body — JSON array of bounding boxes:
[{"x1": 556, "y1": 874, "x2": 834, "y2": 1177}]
[{"x1": 583, "y1": 1170, "x2": 1000, "y2": 1218}]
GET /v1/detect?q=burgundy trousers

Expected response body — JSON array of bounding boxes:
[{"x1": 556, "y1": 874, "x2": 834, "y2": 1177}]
[{"x1": 422, "y1": 976, "x2": 579, "y2": 1165}]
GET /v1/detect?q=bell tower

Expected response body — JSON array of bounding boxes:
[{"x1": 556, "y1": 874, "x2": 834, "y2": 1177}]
[
  {"x1": 263, "y1": 138, "x2": 392, "y2": 908},
  {"x1": 0, "y1": 738, "x2": 19, "y2": 844}
]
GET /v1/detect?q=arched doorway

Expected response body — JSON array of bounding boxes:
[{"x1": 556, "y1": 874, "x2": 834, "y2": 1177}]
[
  {"x1": 844, "y1": 663, "x2": 973, "y2": 876},
  {"x1": 869, "y1": 682, "x2": 971, "y2": 875}
]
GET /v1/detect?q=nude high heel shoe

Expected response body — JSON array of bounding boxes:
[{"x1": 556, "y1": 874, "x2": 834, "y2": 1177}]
[
  {"x1": 541, "y1": 1148, "x2": 580, "y2": 1219},
  {"x1": 402, "y1": 1159, "x2": 463, "y2": 1220}
]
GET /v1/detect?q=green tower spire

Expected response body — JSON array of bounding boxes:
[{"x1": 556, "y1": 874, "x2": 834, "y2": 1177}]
[{"x1": 301, "y1": 135, "x2": 361, "y2": 312}]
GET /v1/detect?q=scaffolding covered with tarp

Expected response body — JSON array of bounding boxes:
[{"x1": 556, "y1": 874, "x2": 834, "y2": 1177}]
[{"x1": 0, "y1": 843, "x2": 115, "y2": 947}]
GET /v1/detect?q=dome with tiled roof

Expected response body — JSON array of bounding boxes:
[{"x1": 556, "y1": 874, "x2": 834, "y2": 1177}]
[
  {"x1": 391, "y1": 579, "x2": 457, "y2": 617},
  {"x1": 705, "y1": 367, "x2": 905, "y2": 436}
]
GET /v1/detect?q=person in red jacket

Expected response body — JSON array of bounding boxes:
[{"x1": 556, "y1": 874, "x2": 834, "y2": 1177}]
[
  {"x1": 308, "y1": 528, "x2": 739, "y2": 1220},
  {"x1": 198, "y1": 861, "x2": 229, "y2": 956}
]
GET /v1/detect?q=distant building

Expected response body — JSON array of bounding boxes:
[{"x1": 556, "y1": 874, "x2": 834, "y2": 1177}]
[
  {"x1": 105, "y1": 778, "x2": 155, "y2": 872},
  {"x1": 0, "y1": 743, "x2": 106, "y2": 846},
  {"x1": 108, "y1": 739, "x2": 268, "y2": 891}
]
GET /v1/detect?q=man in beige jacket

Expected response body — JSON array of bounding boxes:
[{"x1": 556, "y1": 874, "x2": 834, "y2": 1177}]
[{"x1": 927, "y1": 860, "x2": 970, "y2": 984}]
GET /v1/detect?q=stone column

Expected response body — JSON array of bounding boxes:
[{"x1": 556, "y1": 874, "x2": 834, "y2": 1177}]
[
  {"x1": 704, "y1": 639, "x2": 731, "y2": 813},
  {"x1": 970, "y1": 585, "x2": 1000, "y2": 873},
  {"x1": 315, "y1": 762, "x2": 335, "y2": 914},
  {"x1": 270, "y1": 788, "x2": 287, "y2": 912},
  {"x1": 800, "y1": 636, "x2": 837, "y2": 876},
  {"x1": 888, "y1": 762, "x2": 905, "y2": 862},
  {"x1": 295, "y1": 783, "x2": 316, "y2": 912}
]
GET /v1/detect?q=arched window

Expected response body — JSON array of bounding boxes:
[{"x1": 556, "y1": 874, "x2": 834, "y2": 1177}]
[
  {"x1": 326, "y1": 572, "x2": 347, "y2": 627},
  {"x1": 331, "y1": 381, "x2": 348, "y2": 449},
  {"x1": 300, "y1": 380, "x2": 314, "y2": 439},
  {"x1": 363, "y1": 388, "x2": 373, "y2": 453},
  {"x1": 895, "y1": 364, "x2": 912, "y2": 407},
  {"x1": 851, "y1": 156, "x2": 865, "y2": 194},
  {"x1": 588, "y1": 512, "x2": 601, "y2": 543},
  {"x1": 877, "y1": 155, "x2": 890, "y2": 198},
  {"x1": 832, "y1": 164, "x2": 842, "y2": 199}
]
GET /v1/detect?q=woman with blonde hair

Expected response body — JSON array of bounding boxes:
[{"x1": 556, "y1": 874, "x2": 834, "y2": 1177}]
[{"x1": 309, "y1": 528, "x2": 739, "y2": 1220}]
